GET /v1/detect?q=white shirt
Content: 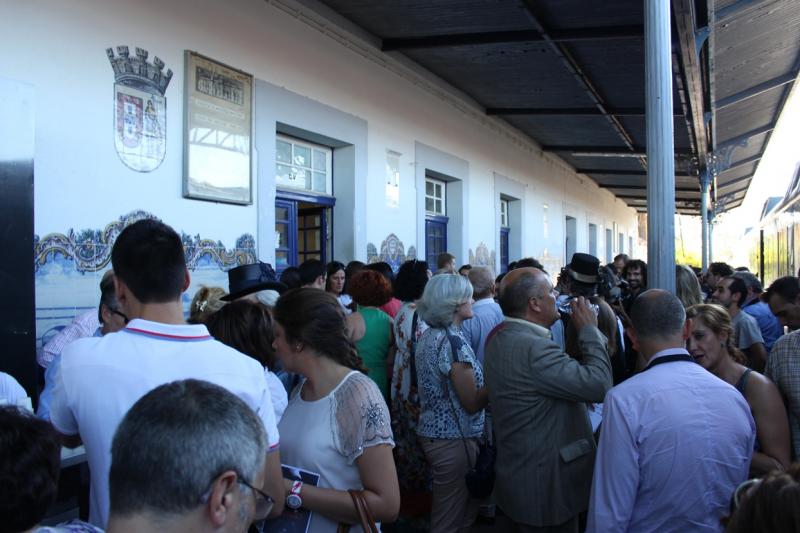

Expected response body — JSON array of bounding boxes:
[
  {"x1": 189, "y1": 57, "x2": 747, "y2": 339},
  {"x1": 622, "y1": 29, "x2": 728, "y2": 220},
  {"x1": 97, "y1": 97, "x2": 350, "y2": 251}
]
[
  {"x1": 50, "y1": 319, "x2": 280, "y2": 527},
  {"x1": 279, "y1": 371, "x2": 393, "y2": 533},
  {"x1": 265, "y1": 368, "x2": 288, "y2": 421},
  {"x1": 587, "y1": 349, "x2": 755, "y2": 533},
  {"x1": 0, "y1": 371, "x2": 27, "y2": 405}
]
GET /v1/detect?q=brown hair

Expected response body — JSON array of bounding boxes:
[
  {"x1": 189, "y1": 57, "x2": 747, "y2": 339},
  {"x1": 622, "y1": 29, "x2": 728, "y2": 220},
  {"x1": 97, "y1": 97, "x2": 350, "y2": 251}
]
[
  {"x1": 726, "y1": 464, "x2": 800, "y2": 532},
  {"x1": 188, "y1": 286, "x2": 227, "y2": 324},
  {"x1": 347, "y1": 270, "x2": 392, "y2": 308},
  {"x1": 273, "y1": 288, "x2": 367, "y2": 373},
  {"x1": 206, "y1": 300, "x2": 276, "y2": 370},
  {"x1": 686, "y1": 304, "x2": 746, "y2": 365},
  {"x1": 565, "y1": 297, "x2": 618, "y2": 361}
]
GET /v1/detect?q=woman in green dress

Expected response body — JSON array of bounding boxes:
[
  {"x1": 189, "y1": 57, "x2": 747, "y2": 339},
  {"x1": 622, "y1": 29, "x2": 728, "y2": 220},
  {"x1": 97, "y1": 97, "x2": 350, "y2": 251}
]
[{"x1": 346, "y1": 269, "x2": 395, "y2": 398}]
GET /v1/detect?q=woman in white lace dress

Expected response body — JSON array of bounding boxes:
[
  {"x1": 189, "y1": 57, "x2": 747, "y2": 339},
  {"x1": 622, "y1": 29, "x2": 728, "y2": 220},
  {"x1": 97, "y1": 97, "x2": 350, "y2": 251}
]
[{"x1": 274, "y1": 289, "x2": 400, "y2": 532}]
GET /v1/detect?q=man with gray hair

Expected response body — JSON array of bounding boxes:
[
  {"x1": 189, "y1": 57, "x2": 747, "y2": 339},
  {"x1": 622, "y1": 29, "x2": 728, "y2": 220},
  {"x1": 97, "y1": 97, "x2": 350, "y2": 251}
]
[
  {"x1": 587, "y1": 289, "x2": 755, "y2": 533},
  {"x1": 107, "y1": 379, "x2": 271, "y2": 533},
  {"x1": 461, "y1": 266, "x2": 504, "y2": 364},
  {"x1": 734, "y1": 271, "x2": 783, "y2": 351},
  {"x1": 484, "y1": 267, "x2": 612, "y2": 532}
]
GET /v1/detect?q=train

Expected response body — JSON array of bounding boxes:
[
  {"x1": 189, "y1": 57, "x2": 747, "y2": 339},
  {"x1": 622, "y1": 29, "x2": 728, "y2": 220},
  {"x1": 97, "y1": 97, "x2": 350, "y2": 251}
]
[{"x1": 749, "y1": 168, "x2": 800, "y2": 285}]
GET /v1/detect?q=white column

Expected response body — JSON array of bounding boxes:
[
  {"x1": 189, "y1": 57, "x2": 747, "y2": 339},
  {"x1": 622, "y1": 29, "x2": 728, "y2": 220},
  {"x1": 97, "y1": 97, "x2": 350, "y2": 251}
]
[{"x1": 645, "y1": 0, "x2": 676, "y2": 292}]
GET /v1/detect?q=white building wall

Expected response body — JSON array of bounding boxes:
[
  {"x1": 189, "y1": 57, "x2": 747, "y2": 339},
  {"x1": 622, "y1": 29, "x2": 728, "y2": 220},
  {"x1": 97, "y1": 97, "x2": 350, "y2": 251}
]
[{"x1": 1, "y1": 0, "x2": 640, "y2": 341}]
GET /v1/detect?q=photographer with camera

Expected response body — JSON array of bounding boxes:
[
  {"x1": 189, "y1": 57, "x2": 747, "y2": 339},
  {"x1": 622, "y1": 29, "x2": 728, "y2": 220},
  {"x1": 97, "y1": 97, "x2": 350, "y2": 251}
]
[{"x1": 560, "y1": 254, "x2": 628, "y2": 385}]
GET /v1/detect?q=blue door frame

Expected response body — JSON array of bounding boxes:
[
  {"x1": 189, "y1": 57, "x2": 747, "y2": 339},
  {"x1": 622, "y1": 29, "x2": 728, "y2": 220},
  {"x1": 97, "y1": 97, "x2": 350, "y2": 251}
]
[
  {"x1": 276, "y1": 190, "x2": 335, "y2": 272},
  {"x1": 275, "y1": 198, "x2": 297, "y2": 272},
  {"x1": 425, "y1": 215, "x2": 448, "y2": 271},
  {"x1": 500, "y1": 227, "x2": 510, "y2": 273}
]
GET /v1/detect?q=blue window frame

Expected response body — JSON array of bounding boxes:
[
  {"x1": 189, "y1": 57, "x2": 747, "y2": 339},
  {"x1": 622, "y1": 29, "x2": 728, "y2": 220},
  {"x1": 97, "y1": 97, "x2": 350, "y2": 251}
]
[
  {"x1": 275, "y1": 191, "x2": 335, "y2": 272},
  {"x1": 500, "y1": 228, "x2": 510, "y2": 273},
  {"x1": 426, "y1": 215, "x2": 448, "y2": 271},
  {"x1": 275, "y1": 199, "x2": 297, "y2": 272}
]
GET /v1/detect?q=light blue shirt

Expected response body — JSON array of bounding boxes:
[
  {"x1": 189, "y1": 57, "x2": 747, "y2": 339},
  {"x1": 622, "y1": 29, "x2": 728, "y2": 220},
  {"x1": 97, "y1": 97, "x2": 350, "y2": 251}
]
[
  {"x1": 461, "y1": 298, "x2": 504, "y2": 363},
  {"x1": 743, "y1": 300, "x2": 783, "y2": 351},
  {"x1": 38, "y1": 327, "x2": 102, "y2": 421},
  {"x1": 587, "y1": 348, "x2": 755, "y2": 533}
]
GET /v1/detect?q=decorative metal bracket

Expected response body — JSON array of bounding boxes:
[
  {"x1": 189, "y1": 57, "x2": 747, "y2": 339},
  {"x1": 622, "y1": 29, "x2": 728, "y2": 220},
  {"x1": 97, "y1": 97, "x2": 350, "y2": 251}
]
[
  {"x1": 708, "y1": 141, "x2": 748, "y2": 177},
  {"x1": 695, "y1": 26, "x2": 710, "y2": 56}
]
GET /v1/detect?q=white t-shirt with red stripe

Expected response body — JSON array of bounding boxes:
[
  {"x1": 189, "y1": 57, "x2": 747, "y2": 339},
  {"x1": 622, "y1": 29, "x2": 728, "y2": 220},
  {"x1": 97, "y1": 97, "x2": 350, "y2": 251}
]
[{"x1": 50, "y1": 318, "x2": 280, "y2": 528}]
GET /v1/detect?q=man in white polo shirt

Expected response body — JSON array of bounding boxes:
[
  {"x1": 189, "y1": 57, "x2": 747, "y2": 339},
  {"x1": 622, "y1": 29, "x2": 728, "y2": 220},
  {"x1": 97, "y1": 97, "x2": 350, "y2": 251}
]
[{"x1": 50, "y1": 219, "x2": 284, "y2": 527}]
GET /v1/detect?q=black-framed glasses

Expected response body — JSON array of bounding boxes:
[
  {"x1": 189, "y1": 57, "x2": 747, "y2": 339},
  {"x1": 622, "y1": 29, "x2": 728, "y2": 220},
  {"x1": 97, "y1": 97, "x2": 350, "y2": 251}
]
[
  {"x1": 238, "y1": 477, "x2": 275, "y2": 520},
  {"x1": 110, "y1": 308, "x2": 130, "y2": 324}
]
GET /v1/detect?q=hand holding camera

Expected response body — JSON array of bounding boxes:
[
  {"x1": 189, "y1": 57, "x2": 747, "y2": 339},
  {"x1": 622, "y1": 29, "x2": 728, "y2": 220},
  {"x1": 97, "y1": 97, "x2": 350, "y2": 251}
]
[{"x1": 570, "y1": 296, "x2": 598, "y2": 330}]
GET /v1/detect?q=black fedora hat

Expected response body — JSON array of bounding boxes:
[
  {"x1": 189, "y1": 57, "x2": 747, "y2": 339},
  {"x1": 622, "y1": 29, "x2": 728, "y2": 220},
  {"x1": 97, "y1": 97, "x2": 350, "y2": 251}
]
[
  {"x1": 222, "y1": 262, "x2": 288, "y2": 301},
  {"x1": 568, "y1": 253, "x2": 600, "y2": 284}
]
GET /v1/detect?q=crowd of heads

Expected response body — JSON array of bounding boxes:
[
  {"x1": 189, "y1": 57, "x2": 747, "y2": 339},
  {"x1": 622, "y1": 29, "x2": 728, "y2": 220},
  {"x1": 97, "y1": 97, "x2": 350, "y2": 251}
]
[{"x1": 9, "y1": 218, "x2": 800, "y2": 532}]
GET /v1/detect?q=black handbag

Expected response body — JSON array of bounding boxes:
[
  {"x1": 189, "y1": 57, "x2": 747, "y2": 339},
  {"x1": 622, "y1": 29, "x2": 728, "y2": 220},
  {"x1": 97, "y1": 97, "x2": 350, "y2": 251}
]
[{"x1": 441, "y1": 333, "x2": 496, "y2": 500}]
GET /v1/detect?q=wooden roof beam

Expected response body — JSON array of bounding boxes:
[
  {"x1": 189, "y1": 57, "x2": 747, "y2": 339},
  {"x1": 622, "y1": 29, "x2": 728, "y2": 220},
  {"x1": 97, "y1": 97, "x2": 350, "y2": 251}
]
[{"x1": 381, "y1": 26, "x2": 643, "y2": 50}]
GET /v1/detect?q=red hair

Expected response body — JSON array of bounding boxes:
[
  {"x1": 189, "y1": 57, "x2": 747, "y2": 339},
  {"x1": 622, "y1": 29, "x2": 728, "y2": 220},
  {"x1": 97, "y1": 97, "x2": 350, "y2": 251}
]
[{"x1": 348, "y1": 270, "x2": 392, "y2": 307}]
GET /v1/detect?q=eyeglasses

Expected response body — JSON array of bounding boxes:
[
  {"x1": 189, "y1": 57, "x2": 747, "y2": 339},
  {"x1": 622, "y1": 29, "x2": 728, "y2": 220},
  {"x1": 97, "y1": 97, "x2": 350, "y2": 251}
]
[
  {"x1": 238, "y1": 477, "x2": 275, "y2": 520},
  {"x1": 200, "y1": 473, "x2": 275, "y2": 522},
  {"x1": 110, "y1": 308, "x2": 129, "y2": 324},
  {"x1": 730, "y1": 477, "x2": 760, "y2": 512}
]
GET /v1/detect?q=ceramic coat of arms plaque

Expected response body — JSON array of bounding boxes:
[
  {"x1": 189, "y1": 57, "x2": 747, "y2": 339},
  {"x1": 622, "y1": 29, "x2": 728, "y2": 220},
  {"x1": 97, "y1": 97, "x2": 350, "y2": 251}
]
[{"x1": 107, "y1": 46, "x2": 172, "y2": 172}]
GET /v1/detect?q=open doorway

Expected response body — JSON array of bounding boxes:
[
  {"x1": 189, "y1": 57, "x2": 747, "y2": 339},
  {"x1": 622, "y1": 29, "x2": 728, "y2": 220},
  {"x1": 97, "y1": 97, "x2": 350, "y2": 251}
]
[{"x1": 275, "y1": 194, "x2": 333, "y2": 271}]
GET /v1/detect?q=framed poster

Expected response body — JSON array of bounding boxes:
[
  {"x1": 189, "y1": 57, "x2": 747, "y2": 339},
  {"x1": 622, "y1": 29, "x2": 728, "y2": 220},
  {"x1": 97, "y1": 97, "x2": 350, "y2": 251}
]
[{"x1": 183, "y1": 51, "x2": 253, "y2": 204}]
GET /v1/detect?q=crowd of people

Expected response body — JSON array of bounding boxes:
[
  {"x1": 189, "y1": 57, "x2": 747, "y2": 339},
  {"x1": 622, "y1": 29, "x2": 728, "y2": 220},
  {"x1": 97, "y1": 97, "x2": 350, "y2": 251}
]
[{"x1": 2, "y1": 220, "x2": 800, "y2": 533}]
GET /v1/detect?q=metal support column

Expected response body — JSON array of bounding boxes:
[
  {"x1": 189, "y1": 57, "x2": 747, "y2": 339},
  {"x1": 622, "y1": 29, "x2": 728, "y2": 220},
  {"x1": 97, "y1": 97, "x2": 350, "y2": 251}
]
[
  {"x1": 709, "y1": 215, "x2": 714, "y2": 262},
  {"x1": 645, "y1": 0, "x2": 676, "y2": 292},
  {"x1": 700, "y1": 170, "x2": 710, "y2": 270}
]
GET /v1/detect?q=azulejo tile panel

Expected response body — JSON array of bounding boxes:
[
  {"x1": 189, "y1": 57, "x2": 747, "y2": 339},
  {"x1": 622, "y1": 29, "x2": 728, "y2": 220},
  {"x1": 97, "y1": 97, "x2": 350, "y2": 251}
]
[
  {"x1": 33, "y1": 210, "x2": 256, "y2": 347},
  {"x1": 366, "y1": 233, "x2": 415, "y2": 273},
  {"x1": 34, "y1": 210, "x2": 256, "y2": 273}
]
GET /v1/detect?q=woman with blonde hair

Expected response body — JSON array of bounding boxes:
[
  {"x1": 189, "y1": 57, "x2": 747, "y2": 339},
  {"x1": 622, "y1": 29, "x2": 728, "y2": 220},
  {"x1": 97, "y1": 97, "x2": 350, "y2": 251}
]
[
  {"x1": 415, "y1": 274, "x2": 487, "y2": 532},
  {"x1": 676, "y1": 264, "x2": 703, "y2": 308},
  {"x1": 686, "y1": 304, "x2": 790, "y2": 476}
]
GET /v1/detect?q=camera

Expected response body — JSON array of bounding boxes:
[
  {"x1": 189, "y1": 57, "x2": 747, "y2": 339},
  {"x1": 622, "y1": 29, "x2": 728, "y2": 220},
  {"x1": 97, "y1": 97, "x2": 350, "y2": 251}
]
[{"x1": 557, "y1": 295, "x2": 600, "y2": 316}]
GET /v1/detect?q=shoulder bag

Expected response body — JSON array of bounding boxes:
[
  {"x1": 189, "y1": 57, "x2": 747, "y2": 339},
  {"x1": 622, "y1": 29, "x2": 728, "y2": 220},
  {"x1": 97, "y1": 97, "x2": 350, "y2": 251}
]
[
  {"x1": 337, "y1": 489, "x2": 379, "y2": 533},
  {"x1": 441, "y1": 332, "x2": 496, "y2": 500}
]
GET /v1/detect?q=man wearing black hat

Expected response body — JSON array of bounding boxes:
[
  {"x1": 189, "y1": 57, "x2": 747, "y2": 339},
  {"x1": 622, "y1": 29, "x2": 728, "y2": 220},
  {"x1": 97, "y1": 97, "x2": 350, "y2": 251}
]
[{"x1": 223, "y1": 262, "x2": 287, "y2": 303}]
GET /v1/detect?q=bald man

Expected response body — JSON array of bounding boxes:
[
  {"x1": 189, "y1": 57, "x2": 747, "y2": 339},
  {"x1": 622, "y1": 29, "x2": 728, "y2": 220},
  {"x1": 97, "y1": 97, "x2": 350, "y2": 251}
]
[
  {"x1": 587, "y1": 290, "x2": 754, "y2": 533},
  {"x1": 484, "y1": 268, "x2": 612, "y2": 532}
]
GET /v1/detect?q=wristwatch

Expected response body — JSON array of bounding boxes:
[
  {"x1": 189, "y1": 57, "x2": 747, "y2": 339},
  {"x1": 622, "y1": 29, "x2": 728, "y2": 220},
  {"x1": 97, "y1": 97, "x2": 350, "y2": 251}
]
[{"x1": 286, "y1": 480, "x2": 303, "y2": 510}]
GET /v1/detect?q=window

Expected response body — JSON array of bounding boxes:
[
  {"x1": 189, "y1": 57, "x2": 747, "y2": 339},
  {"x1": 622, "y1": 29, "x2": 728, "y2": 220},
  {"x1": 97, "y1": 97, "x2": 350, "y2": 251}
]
[
  {"x1": 500, "y1": 199, "x2": 509, "y2": 228},
  {"x1": 425, "y1": 177, "x2": 446, "y2": 215},
  {"x1": 500, "y1": 198, "x2": 510, "y2": 273},
  {"x1": 276, "y1": 135, "x2": 332, "y2": 194},
  {"x1": 589, "y1": 223, "x2": 598, "y2": 256},
  {"x1": 605, "y1": 228, "x2": 613, "y2": 263},
  {"x1": 385, "y1": 150, "x2": 400, "y2": 208}
]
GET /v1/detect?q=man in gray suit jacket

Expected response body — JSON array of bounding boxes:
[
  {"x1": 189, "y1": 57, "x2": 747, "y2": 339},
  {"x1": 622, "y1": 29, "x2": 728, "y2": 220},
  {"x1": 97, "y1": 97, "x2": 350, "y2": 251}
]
[{"x1": 484, "y1": 267, "x2": 612, "y2": 532}]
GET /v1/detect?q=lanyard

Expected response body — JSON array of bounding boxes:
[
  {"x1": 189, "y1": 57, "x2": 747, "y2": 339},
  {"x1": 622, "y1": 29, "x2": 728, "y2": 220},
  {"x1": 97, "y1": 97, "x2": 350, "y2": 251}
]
[{"x1": 645, "y1": 353, "x2": 695, "y2": 371}]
